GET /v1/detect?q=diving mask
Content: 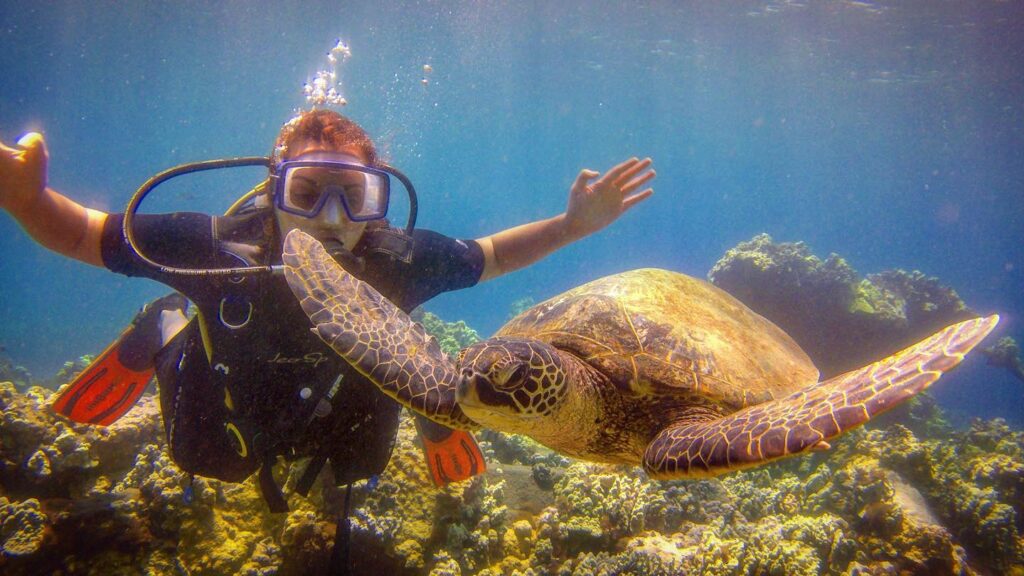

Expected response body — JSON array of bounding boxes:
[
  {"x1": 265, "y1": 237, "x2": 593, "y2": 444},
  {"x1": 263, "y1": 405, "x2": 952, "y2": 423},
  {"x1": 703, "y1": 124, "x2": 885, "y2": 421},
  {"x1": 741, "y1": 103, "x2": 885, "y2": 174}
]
[
  {"x1": 273, "y1": 153, "x2": 393, "y2": 221},
  {"x1": 123, "y1": 153, "x2": 419, "y2": 277}
]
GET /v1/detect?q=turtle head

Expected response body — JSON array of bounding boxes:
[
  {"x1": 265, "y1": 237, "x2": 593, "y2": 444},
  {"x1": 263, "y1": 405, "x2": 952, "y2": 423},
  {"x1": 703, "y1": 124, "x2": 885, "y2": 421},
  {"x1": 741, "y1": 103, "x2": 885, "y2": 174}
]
[{"x1": 455, "y1": 337, "x2": 569, "y2": 432}]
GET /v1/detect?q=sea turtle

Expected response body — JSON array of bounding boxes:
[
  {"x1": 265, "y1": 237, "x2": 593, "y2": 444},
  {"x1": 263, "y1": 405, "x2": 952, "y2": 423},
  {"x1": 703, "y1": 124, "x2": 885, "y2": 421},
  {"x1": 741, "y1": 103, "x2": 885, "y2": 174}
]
[{"x1": 282, "y1": 229, "x2": 999, "y2": 479}]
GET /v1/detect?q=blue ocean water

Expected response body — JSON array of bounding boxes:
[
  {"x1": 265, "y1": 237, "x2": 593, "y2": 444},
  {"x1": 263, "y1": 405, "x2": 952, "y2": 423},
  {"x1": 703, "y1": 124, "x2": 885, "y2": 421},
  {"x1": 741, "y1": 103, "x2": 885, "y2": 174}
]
[{"x1": 1, "y1": 1, "x2": 1021, "y2": 424}]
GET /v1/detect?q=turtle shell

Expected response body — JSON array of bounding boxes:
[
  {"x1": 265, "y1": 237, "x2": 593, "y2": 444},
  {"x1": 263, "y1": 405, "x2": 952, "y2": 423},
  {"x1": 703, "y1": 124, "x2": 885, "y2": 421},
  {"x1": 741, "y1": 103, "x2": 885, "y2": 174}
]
[{"x1": 495, "y1": 268, "x2": 818, "y2": 410}]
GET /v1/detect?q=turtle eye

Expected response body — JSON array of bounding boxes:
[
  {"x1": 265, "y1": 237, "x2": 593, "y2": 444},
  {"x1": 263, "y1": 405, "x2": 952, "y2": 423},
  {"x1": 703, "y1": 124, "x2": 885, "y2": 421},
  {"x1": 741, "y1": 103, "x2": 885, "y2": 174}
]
[
  {"x1": 510, "y1": 363, "x2": 531, "y2": 385},
  {"x1": 497, "y1": 363, "x2": 529, "y2": 389}
]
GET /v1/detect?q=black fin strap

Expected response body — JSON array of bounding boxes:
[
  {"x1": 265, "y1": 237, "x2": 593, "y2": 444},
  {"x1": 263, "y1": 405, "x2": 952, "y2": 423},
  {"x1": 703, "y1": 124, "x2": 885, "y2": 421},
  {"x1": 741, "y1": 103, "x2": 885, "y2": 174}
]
[
  {"x1": 295, "y1": 452, "x2": 329, "y2": 497},
  {"x1": 258, "y1": 460, "x2": 289, "y2": 513},
  {"x1": 329, "y1": 483, "x2": 353, "y2": 575}
]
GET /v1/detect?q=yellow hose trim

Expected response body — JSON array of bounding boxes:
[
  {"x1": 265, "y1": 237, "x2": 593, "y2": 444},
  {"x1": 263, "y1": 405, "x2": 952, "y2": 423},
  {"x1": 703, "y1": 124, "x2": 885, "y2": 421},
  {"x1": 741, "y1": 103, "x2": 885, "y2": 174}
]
[
  {"x1": 196, "y1": 309, "x2": 214, "y2": 364},
  {"x1": 225, "y1": 422, "x2": 248, "y2": 458},
  {"x1": 224, "y1": 179, "x2": 270, "y2": 216}
]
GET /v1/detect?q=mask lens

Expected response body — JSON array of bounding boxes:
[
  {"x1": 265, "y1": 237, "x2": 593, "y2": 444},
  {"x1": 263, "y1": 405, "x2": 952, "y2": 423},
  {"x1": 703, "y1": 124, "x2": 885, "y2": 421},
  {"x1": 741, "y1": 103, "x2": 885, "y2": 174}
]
[
  {"x1": 352, "y1": 173, "x2": 386, "y2": 218},
  {"x1": 282, "y1": 166, "x2": 327, "y2": 214},
  {"x1": 281, "y1": 164, "x2": 389, "y2": 220}
]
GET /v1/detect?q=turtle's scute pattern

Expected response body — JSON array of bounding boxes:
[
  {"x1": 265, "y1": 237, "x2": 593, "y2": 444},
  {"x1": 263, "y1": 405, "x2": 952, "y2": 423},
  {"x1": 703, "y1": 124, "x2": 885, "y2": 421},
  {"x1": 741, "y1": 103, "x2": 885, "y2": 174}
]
[
  {"x1": 282, "y1": 229, "x2": 478, "y2": 430},
  {"x1": 643, "y1": 315, "x2": 1000, "y2": 478},
  {"x1": 496, "y1": 270, "x2": 821, "y2": 409}
]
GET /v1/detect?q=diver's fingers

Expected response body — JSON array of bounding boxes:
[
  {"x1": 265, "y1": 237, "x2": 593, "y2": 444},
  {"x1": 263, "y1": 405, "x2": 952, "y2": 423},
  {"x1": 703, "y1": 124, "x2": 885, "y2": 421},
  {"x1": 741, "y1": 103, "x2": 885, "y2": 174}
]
[
  {"x1": 599, "y1": 157, "x2": 641, "y2": 185},
  {"x1": 0, "y1": 132, "x2": 45, "y2": 153},
  {"x1": 0, "y1": 136, "x2": 24, "y2": 170},
  {"x1": 612, "y1": 157, "x2": 653, "y2": 187},
  {"x1": 622, "y1": 188, "x2": 654, "y2": 211},
  {"x1": 0, "y1": 134, "x2": 23, "y2": 157},
  {"x1": 572, "y1": 169, "x2": 600, "y2": 191},
  {"x1": 17, "y1": 132, "x2": 48, "y2": 171},
  {"x1": 620, "y1": 168, "x2": 656, "y2": 195}
]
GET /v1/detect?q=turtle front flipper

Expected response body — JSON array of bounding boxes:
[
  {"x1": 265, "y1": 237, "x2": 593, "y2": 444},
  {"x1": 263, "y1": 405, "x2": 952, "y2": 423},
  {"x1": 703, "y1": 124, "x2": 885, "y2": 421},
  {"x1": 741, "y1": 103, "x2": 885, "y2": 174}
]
[
  {"x1": 282, "y1": 229, "x2": 478, "y2": 430},
  {"x1": 643, "y1": 315, "x2": 999, "y2": 479}
]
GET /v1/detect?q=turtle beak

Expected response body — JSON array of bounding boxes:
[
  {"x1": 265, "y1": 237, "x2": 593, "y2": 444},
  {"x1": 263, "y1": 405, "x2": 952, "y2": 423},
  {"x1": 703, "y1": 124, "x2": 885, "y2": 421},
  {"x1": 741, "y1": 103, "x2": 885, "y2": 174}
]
[{"x1": 457, "y1": 369, "x2": 508, "y2": 410}]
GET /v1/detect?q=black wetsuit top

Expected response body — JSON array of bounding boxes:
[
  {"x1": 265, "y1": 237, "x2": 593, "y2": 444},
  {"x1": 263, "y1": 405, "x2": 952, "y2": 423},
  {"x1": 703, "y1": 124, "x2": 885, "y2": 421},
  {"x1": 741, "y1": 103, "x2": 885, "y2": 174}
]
[{"x1": 101, "y1": 209, "x2": 483, "y2": 485}]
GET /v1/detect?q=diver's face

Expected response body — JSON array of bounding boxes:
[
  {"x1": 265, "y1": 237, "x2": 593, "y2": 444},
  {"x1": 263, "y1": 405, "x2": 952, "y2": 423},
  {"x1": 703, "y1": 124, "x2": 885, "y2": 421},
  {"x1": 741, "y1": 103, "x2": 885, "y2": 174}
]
[{"x1": 274, "y1": 142, "x2": 369, "y2": 249}]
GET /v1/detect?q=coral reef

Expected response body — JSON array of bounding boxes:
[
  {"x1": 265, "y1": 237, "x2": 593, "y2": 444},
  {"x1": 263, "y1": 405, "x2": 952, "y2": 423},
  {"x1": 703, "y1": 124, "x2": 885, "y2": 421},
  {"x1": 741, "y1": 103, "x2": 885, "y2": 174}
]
[
  {"x1": 44, "y1": 354, "x2": 94, "y2": 389},
  {"x1": 0, "y1": 275, "x2": 1021, "y2": 575},
  {"x1": 0, "y1": 381, "x2": 292, "y2": 575},
  {"x1": 412, "y1": 309, "x2": 482, "y2": 357},
  {"x1": 0, "y1": 497, "x2": 46, "y2": 556},
  {"x1": 1, "y1": 373, "x2": 1023, "y2": 575},
  {"x1": 0, "y1": 354, "x2": 32, "y2": 392},
  {"x1": 980, "y1": 336, "x2": 1024, "y2": 384},
  {"x1": 0, "y1": 351, "x2": 100, "y2": 393},
  {"x1": 708, "y1": 233, "x2": 975, "y2": 377}
]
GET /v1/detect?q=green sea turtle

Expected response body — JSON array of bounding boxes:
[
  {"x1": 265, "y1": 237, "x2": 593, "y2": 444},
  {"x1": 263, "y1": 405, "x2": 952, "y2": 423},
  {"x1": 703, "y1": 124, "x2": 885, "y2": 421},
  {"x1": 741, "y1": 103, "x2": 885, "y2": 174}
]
[{"x1": 282, "y1": 229, "x2": 999, "y2": 479}]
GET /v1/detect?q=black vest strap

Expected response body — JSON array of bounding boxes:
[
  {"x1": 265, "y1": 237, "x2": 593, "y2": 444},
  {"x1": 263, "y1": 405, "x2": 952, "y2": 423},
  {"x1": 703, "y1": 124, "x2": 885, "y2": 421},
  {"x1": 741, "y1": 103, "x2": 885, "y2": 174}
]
[
  {"x1": 329, "y1": 484, "x2": 353, "y2": 575},
  {"x1": 295, "y1": 451, "x2": 329, "y2": 497},
  {"x1": 258, "y1": 457, "x2": 289, "y2": 513}
]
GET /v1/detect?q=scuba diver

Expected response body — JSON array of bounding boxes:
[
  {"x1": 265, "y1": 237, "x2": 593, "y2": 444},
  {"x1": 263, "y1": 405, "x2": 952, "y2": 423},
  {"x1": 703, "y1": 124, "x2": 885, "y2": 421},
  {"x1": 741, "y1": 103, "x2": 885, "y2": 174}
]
[{"x1": 0, "y1": 109, "x2": 655, "y2": 569}]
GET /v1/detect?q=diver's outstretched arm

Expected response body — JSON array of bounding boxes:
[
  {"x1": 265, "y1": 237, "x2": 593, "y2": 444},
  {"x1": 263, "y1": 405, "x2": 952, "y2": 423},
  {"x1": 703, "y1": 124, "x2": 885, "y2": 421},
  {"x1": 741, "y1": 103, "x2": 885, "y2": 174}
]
[
  {"x1": 0, "y1": 132, "x2": 108, "y2": 267},
  {"x1": 475, "y1": 156, "x2": 655, "y2": 282}
]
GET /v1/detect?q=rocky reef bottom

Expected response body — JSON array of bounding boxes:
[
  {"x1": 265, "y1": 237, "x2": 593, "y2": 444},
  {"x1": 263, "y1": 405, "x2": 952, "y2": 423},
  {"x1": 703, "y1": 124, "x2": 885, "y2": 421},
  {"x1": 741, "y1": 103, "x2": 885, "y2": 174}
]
[
  {"x1": 3, "y1": 234, "x2": 1021, "y2": 574},
  {"x1": 1, "y1": 381, "x2": 1022, "y2": 576}
]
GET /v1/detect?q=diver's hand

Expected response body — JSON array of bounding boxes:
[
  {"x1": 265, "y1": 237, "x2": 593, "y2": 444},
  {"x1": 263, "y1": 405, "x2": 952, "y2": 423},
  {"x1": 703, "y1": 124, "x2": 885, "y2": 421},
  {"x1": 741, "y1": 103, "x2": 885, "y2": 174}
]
[
  {"x1": 0, "y1": 132, "x2": 49, "y2": 214},
  {"x1": 0, "y1": 132, "x2": 105, "y2": 267},
  {"x1": 564, "y1": 157, "x2": 655, "y2": 239}
]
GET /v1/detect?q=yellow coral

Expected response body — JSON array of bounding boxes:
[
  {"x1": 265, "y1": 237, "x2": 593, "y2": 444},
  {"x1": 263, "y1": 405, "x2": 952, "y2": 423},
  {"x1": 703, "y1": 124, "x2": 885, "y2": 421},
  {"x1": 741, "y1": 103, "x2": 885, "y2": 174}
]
[
  {"x1": 395, "y1": 537, "x2": 426, "y2": 568},
  {"x1": 0, "y1": 497, "x2": 47, "y2": 556}
]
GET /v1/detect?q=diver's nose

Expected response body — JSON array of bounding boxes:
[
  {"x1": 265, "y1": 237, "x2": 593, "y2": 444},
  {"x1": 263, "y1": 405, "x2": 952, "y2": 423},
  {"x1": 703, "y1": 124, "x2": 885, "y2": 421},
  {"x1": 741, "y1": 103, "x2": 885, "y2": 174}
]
[{"x1": 320, "y1": 194, "x2": 344, "y2": 223}]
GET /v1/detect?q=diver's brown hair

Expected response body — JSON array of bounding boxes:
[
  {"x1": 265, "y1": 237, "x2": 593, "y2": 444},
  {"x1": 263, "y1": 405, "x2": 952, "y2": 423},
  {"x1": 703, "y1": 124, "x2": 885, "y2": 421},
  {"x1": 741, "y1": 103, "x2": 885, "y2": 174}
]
[{"x1": 273, "y1": 109, "x2": 378, "y2": 165}]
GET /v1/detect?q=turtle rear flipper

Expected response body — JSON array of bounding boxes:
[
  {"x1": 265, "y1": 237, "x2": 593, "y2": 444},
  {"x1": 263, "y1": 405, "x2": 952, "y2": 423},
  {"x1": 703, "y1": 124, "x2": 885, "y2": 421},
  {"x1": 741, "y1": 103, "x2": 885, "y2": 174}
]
[
  {"x1": 282, "y1": 229, "x2": 478, "y2": 430},
  {"x1": 643, "y1": 315, "x2": 999, "y2": 479}
]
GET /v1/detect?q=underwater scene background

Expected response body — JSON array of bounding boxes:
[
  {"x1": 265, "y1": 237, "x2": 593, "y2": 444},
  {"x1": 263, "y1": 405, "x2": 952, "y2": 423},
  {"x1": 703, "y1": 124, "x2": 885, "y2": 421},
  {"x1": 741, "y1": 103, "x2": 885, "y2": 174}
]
[{"x1": 1, "y1": 1, "x2": 1022, "y2": 574}]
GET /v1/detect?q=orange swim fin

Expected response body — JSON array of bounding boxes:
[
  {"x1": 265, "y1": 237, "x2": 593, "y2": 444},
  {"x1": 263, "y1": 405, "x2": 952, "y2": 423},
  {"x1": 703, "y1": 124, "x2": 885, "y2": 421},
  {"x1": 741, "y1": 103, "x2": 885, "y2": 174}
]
[
  {"x1": 51, "y1": 327, "x2": 154, "y2": 426},
  {"x1": 414, "y1": 414, "x2": 486, "y2": 486},
  {"x1": 52, "y1": 293, "x2": 186, "y2": 426}
]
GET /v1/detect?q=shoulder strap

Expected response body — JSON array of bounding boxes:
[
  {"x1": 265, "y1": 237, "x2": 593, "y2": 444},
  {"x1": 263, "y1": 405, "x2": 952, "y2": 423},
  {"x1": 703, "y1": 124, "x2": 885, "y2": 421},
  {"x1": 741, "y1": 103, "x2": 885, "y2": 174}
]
[
  {"x1": 211, "y1": 210, "x2": 275, "y2": 266},
  {"x1": 358, "y1": 225, "x2": 414, "y2": 263},
  {"x1": 258, "y1": 459, "x2": 289, "y2": 513}
]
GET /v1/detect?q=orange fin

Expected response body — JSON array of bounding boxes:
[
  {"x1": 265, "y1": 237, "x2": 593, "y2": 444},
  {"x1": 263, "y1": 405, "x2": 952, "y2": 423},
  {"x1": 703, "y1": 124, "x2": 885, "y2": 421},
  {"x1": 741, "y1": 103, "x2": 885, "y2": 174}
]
[
  {"x1": 51, "y1": 327, "x2": 154, "y2": 426},
  {"x1": 414, "y1": 415, "x2": 486, "y2": 486}
]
